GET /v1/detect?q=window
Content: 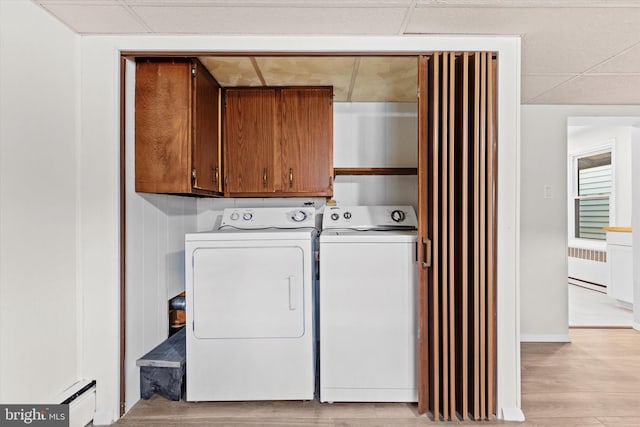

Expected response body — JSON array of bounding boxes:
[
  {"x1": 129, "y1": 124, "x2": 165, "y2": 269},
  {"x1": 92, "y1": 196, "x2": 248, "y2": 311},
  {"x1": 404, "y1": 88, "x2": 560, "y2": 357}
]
[{"x1": 574, "y1": 151, "x2": 611, "y2": 240}]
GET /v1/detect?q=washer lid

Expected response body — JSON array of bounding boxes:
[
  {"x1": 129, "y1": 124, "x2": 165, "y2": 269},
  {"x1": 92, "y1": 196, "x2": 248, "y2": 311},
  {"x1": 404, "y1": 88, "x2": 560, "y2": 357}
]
[{"x1": 320, "y1": 229, "x2": 417, "y2": 243}]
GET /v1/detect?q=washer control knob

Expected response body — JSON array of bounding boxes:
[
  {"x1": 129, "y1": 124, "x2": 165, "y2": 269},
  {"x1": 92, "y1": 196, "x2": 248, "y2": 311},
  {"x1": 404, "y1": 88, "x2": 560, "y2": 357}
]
[
  {"x1": 330, "y1": 213, "x2": 340, "y2": 221},
  {"x1": 230, "y1": 212, "x2": 240, "y2": 221},
  {"x1": 243, "y1": 212, "x2": 253, "y2": 221},
  {"x1": 391, "y1": 209, "x2": 406, "y2": 223},
  {"x1": 291, "y1": 210, "x2": 307, "y2": 222},
  {"x1": 343, "y1": 211, "x2": 352, "y2": 220}
]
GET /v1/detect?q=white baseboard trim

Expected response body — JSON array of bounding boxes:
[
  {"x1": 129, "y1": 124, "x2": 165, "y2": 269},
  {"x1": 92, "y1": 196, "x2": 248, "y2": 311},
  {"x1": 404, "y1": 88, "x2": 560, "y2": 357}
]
[
  {"x1": 634, "y1": 321, "x2": 640, "y2": 331},
  {"x1": 501, "y1": 407, "x2": 526, "y2": 422},
  {"x1": 93, "y1": 410, "x2": 118, "y2": 426},
  {"x1": 520, "y1": 334, "x2": 571, "y2": 342}
]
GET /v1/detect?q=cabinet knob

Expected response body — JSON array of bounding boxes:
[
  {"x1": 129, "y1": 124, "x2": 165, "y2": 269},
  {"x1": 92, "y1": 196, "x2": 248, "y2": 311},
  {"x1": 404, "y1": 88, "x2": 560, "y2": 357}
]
[
  {"x1": 289, "y1": 168, "x2": 294, "y2": 187},
  {"x1": 263, "y1": 168, "x2": 268, "y2": 188},
  {"x1": 191, "y1": 168, "x2": 197, "y2": 185},
  {"x1": 213, "y1": 166, "x2": 219, "y2": 185}
]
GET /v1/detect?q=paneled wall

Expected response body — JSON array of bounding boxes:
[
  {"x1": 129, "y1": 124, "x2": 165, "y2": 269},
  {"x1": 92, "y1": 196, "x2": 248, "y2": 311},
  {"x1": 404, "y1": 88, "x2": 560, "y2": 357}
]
[{"x1": 124, "y1": 59, "x2": 198, "y2": 411}]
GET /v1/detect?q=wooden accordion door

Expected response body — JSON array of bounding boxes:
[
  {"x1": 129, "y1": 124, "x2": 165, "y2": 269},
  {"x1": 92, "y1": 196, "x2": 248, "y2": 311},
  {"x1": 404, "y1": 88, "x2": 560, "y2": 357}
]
[{"x1": 417, "y1": 52, "x2": 497, "y2": 421}]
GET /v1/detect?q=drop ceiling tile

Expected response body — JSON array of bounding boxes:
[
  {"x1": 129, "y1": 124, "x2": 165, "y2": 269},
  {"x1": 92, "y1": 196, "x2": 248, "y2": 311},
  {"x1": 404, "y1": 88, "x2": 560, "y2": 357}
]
[
  {"x1": 529, "y1": 74, "x2": 640, "y2": 104},
  {"x1": 37, "y1": 3, "x2": 148, "y2": 33},
  {"x1": 199, "y1": 57, "x2": 261, "y2": 86},
  {"x1": 130, "y1": 6, "x2": 407, "y2": 34},
  {"x1": 406, "y1": 7, "x2": 640, "y2": 74},
  {"x1": 406, "y1": 7, "x2": 534, "y2": 37},
  {"x1": 255, "y1": 57, "x2": 355, "y2": 101},
  {"x1": 127, "y1": 0, "x2": 412, "y2": 4},
  {"x1": 351, "y1": 57, "x2": 417, "y2": 102},
  {"x1": 588, "y1": 43, "x2": 640, "y2": 74},
  {"x1": 35, "y1": 0, "x2": 119, "y2": 4},
  {"x1": 415, "y1": 0, "x2": 640, "y2": 5},
  {"x1": 521, "y1": 74, "x2": 576, "y2": 103}
]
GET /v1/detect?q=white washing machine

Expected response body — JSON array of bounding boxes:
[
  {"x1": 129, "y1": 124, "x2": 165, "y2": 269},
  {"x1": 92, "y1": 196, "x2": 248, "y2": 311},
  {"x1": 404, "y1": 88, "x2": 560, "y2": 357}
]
[
  {"x1": 320, "y1": 205, "x2": 418, "y2": 403},
  {"x1": 185, "y1": 207, "x2": 318, "y2": 401}
]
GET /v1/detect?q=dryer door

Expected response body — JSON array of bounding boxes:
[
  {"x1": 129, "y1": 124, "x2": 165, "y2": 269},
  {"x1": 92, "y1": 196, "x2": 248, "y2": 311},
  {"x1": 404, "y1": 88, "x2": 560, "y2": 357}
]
[{"x1": 192, "y1": 245, "x2": 305, "y2": 339}]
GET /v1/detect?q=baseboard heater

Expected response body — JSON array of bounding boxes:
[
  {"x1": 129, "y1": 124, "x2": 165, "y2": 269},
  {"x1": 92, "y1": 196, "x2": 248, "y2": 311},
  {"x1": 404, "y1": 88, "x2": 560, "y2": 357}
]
[{"x1": 57, "y1": 380, "x2": 97, "y2": 427}]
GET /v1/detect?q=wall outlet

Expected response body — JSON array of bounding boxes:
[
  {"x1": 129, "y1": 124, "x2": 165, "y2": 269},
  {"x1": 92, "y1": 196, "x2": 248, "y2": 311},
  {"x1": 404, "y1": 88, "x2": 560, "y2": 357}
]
[{"x1": 543, "y1": 184, "x2": 553, "y2": 199}]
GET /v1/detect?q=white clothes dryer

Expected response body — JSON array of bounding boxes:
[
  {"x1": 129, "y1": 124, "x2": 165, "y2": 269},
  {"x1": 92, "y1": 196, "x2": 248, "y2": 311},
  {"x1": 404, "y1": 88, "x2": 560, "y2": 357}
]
[
  {"x1": 185, "y1": 207, "x2": 318, "y2": 401},
  {"x1": 320, "y1": 205, "x2": 418, "y2": 403}
]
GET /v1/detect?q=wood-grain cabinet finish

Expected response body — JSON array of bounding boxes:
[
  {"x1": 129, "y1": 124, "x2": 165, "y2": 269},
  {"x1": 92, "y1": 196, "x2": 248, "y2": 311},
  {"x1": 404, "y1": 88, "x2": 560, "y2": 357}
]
[
  {"x1": 135, "y1": 58, "x2": 222, "y2": 196},
  {"x1": 223, "y1": 87, "x2": 334, "y2": 197}
]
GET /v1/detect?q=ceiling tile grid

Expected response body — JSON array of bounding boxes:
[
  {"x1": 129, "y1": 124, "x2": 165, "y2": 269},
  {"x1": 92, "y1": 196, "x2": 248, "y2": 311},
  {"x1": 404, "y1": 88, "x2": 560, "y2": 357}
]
[
  {"x1": 129, "y1": 6, "x2": 409, "y2": 34},
  {"x1": 30, "y1": 0, "x2": 640, "y2": 104}
]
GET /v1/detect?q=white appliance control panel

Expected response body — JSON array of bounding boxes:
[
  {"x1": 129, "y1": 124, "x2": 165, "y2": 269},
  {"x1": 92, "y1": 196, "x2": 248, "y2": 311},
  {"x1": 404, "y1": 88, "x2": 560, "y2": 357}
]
[
  {"x1": 322, "y1": 205, "x2": 417, "y2": 230},
  {"x1": 220, "y1": 207, "x2": 316, "y2": 229}
]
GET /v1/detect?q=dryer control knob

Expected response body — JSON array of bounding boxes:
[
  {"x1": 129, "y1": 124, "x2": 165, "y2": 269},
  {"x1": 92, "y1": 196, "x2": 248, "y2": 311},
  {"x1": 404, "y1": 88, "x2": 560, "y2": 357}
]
[
  {"x1": 330, "y1": 213, "x2": 339, "y2": 221},
  {"x1": 391, "y1": 209, "x2": 406, "y2": 223},
  {"x1": 230, "y1": 212, "x2": 240, "y2": 221},
  {"x1": 343, "y1": 211, "x2": 352, "y2": 219},
  {"x1": 243, "y1": 212, "x2": 253, "y2": 221},
  {"x1": 291, "y1": 210, "x2": 307, "y2": 222}
]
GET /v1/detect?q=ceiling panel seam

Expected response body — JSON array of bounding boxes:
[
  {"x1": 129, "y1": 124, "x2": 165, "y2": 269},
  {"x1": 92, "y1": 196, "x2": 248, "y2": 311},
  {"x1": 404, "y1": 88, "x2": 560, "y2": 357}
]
[
  {"x1": 583, "y1": 39, "x2": 640, "y2": 75},
  {"x1": 398, "y1": 0, "x2": 418, "y2": 35},
  {"x1": 527, "y1": 39, "x2": 640, "y2": 103},
  {"x1": 118, "y1": 0, "x2": 154, "y2": 32},
  {"x1": 347, "y1": 57, "x2": 361, "y2": 102},
  {"x1": 250, "y1": 58, "x2": 267, "y2": 86}
]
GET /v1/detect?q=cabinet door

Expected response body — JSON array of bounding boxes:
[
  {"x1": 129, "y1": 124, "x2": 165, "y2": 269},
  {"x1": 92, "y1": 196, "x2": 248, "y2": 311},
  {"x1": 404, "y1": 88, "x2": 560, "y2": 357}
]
[
  {"x1": 224, "y1": 89, "x2": 278, "y2": 193},
  {"x1": 280, "y1": 87, "x2": 333, "y2": 195},
  {"x1": 192, "y1": 60, "x2": 222, "y2": 193},
  {"x1": 135, "y1": 60, "x2": 192, "y2": 193}
]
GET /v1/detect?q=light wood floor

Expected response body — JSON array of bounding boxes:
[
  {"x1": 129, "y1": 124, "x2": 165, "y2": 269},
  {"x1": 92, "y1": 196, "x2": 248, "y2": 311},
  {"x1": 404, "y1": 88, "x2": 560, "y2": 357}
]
[{"x1": 118, "y1": 329, "x2": 640, "y2": 426}]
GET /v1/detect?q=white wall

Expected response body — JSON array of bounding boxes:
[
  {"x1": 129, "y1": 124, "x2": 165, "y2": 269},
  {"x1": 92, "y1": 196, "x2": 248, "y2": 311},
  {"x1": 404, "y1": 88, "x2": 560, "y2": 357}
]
[
  {"x1": 332, "y1": 102, "x2": 418, "y2": 209},
  {"x1": 520, "y1": 106, "x2": 640, "y2": 342},
  {"x1": 77, "y1": 35, "x2": 520, "y2": 423},
  {"x1": 633, "y1": 126, "x2": 640, "y2": 330},
  {"x1": 0, "y1": 0, "x2": 81, "y2": 402},
  {"x1": 334, "y1": 102, "x2": 417, "y2": 168}
]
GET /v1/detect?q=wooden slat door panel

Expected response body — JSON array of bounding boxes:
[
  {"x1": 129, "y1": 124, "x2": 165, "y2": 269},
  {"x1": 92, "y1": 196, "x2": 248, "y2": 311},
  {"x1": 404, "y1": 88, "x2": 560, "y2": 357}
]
[
  {"x1": 487, "y1": 55, "x2": 498, "y2": 419},
  {"x1": 223, "y1": 88, "x2": 277, "y2": 193},
  {"x1": 417, "y1": 55, "x2": 430, "y2": 417},
  {"x1": 417, "y1": 51, "x2": 497, "y2": 421}
]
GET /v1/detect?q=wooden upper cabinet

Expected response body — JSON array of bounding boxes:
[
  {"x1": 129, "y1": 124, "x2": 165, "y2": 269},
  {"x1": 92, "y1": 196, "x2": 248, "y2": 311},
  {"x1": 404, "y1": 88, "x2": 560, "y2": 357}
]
[
  {"x1": 223, "y1": 86, "x2": 334, "y2": 197},
  {"x1": 223, "y1": 89, "x2": 278, "y2": 193},
  {"x1": 135, "y1": 58, "x2": 222, "y2": 196},
  {"x1": 192, "y1": 61, "x2": 222, "y2": 193},
  {"x1": 280, "y1": 88, "x2": 333, "y2": 195}
]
